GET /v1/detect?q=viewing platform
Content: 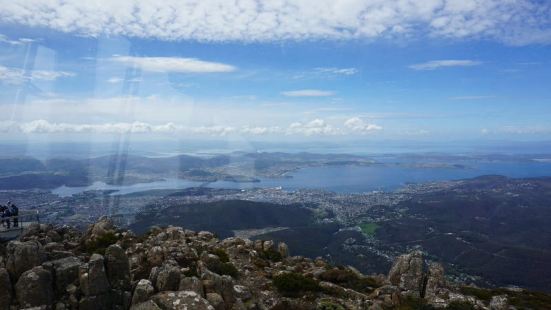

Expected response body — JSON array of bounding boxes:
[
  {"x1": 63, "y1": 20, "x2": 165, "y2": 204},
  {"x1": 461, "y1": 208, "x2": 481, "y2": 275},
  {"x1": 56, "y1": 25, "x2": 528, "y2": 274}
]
[{"x1": 0, "y1": 210, "x2": 40, "y2": 241}]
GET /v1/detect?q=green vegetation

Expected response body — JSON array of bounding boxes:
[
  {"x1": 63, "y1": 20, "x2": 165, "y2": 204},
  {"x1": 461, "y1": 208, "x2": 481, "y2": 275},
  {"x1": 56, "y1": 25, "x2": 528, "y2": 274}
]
[
  {"x1": 273, "y1": 272, "x2": 321, "y2": 297},
  {"x1": 459, "y1": 286, "x2": 493, "y2": 301},
  {"x1": 446, "y1": 301, "x2": 475, "y2": 310},
  {"x1": 211, "y1": 248, "x2": 230, "y2": 263},
  {"x1": 317, "y1": 299, "x2": 345, "y2": 310},
  {"x1": 85, "y1": 232, "x2": 119, "y2": 255},
  {"x1": 460, "y1": 286, "x2": 551, "y2": 310},
  {"x1": 258, "y1": 249, "x2": 283, "y2": 262},
  {"x1": 210, "y1": 262, "x2": 239, "y2": 278},
  {"x1": 319, "y1": 268, "x2": 380, "y2": 293},
  {"x1": 394, "y1": 296, "x2": 435, "y2": 310},
  {"x1": 183, "y1": 264, "x2": 199, "y2": 277},
  {"x1": 359, "y1": 222, "x2": 379, "y2": 236}
]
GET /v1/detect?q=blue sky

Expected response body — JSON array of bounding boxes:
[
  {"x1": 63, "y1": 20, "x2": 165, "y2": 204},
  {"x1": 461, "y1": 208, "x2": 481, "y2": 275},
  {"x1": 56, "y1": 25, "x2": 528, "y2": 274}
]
[{"x1": 0, "y1": 0, "x2": 550, "y2": 142}]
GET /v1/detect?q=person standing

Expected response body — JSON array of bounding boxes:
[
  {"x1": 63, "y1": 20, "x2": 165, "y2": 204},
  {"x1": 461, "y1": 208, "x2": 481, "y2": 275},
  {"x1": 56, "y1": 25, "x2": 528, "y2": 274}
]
[{"x1": 9, "y1": 202, "x2": 19, "y2": 228}]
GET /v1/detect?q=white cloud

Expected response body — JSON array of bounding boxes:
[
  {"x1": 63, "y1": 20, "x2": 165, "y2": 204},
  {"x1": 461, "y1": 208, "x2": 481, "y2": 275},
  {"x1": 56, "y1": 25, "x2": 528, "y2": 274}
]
[
  {"x1": 0, "y1": 65, "x2": 75, "y2": 84},
  {"x1": 344, "y1": 117, "x2": 383, "y2": 134},
  {"x1": 107, "y1": 77, "x2": 123, "y2": 84},
  {"x1": 282, "y1": 89, "x2": 335, "y2": 97},
  {"x1": 0, "y1": 118, "x2": 383, "y2": 137},
  {"x1": 409, "y1": 60, "x2": 481, "y2": 70},
  {"x1": 0, "y1": 34, "x2": 34, "y2": 45},
  {"x1": 111, "y1": 56, "x2": 236, "y2": 73},
  {"x1": 315, "y1": 67, "x2": 358, "y2": 76},
  {"x1": 287, "y1": 119, "x2": 339, "y2": 136},
  {"x1": 0, "y1": 1, "x2": 549, "y2": 45},
  {"x1": 449, "y1": 95, "x2": 495, "y2": 100}
]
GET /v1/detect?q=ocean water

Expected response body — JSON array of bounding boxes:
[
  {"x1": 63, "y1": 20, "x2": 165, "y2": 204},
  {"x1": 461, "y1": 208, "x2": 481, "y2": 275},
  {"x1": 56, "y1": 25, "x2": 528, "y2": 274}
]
[{"x1": 51, "y1": 161, "x2": 551, "y2": 197}]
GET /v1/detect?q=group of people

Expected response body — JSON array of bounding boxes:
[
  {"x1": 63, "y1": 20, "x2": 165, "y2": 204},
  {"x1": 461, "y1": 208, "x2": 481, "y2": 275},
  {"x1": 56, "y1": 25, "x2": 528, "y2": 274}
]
[{"x1": 0, "y1": 201, "x2": 18, "y2": 229}]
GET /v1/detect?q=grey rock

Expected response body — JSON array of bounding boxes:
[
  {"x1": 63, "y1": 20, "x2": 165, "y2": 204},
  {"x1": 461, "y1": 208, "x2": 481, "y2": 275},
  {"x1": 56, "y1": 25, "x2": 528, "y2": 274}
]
[
  {"x1": 155, "y1": 264, "x2": 181, "y2": 292},
  {"x1": 262, "y1": 240, "x2": 275, "y2": 252},
  {"x1": 179, "y1": 276, "x2": 204, "y2": 297},
  {"x1": 387, "y1": 251, "x2": 424, "y2": 296},
  {"x1": 233, "y1": 285, "x2": 252, "y2": 301},
  {"x1": 111, "y1": 288, "x2": 132, "y2": 310},
  {"x1": 105, "y1": 244, "x2": 131, "y2": 290},
  {"x1": 490, "y1": 295, "x2": 509, "y2": 310},
  {"x1": 6, "y1": 240, "x2": 46, "y2": 279},
  {"x1": 219, "y1": 275, "x2": 236, "y2": 306},
  {"x1": 0, "y1": 268, "x2": 12, "y2": 310},
  {"x1": 132, "y1": 279, "x2": 155, "y2": 305},
  {"x1": 152, "y1": 291, "x2": 214, "y2": 310},
  {"x1": 206, "y1": 292, "x2": 225, "y2": 310},
  {"x1": 79, "y1": 293, "x2": 112, "y2": 310},
  {"x1": 424, "y1": 262, "x2": 445, "y2": 299},
  {"x1": 20, "y1": 223, "x2": 41, "y2": 239},
  {"x1": 42, "y1": 256, "x2": 82, "y2": 295},
  {"x1": 147, "y1": 246, "x2": 164, "y2": 267},
  {"x1": 15, "y1": 266, "x2": 54, "y2": 308},
  {"x1": 253, "y1": 240, "x2": 263, "y2": 252},
  {"x1": 79, "y1": 254, "x2": 110, "y2": 296},
  {"x1": 130, "y1": 300, "x2": 162, "y2": 310},
  {"x1": 278, "y1": 242, "x2": 289, "y2": 258}
]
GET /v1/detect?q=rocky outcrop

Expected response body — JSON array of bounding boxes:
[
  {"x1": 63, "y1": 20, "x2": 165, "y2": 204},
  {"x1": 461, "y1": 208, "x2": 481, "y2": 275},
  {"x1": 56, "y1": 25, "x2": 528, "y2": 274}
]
[
  {"x1": 6, "y1": 240, "x2": 46, "y2": 279},
  {"x1": 490, "y1": 295, "x2": 509, "y2": 310},
  {"x1": 0, "y1": 219, "x2": 534, "y2": 309},
  {"x1": 131, "y1": 279, "x2": 155, "y2": 305},
  {"x1": 0, "y1": 268, "x2": 12, "y2": 310},
  {"x1": 15, "y1": 266, "x2": 54, "y2": 308},
  {"x1": 387, "y1": 250, "x2": 424, "y2": 296},
  {"x1": 152, "y1": 291, "x2": 214, "y2": 310},
  {"x1": 43, "y1": 256, "x2": 82, "y2": 296}
]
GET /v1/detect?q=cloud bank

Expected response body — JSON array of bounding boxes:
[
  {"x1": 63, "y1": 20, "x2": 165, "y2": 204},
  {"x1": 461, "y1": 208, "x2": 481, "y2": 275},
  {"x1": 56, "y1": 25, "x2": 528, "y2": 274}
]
[
  {"x1": 0, "y1": 0, "x2": 550, "y2": 45},
  {"x1": 0, "y1": 65, "x2": 75, "y2": 84},
  {"x1": 282, "y1": 89, "x2": 335, "y2": 97},
  {"x1": 0, "y1": 118, "x2": 382, "y2": 137},
  {"x1": 409, "y1": 60, "x2": 481, "y2": 70},
  {"x1": 111, "y1": 56, "x2": 236, "y2": 73}
]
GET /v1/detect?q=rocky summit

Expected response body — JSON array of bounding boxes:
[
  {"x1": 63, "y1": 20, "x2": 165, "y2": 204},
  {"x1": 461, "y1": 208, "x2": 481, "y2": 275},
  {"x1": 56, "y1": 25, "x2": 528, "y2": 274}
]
[{"x1": 0, "y1": 217, "x2": 541, "y2": 309}]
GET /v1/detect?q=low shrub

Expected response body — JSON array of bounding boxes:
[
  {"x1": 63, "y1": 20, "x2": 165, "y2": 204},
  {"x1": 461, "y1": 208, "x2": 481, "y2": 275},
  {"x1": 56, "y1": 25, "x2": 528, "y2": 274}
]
[
  {"x1": 273, "y1": 272, "x2": 321, "y2": 297},
  {"x1": 396, "y1": 296, "x2": 436, "y2": 310},
  {"x1": 210, "y1": 262, "x2": 239, "y2": 278},
  {"x1": 259, "y1": 249, "x2": 282, "y2": 262},
  {"x1": 446, "y1": 301, "x2": 475, "y2": 310},
  {"x1": 317, "y1": 300, "x2": 345, "y2": 310},
  {"x1": 319, "y1": 268, "x2": 380, "y2": 293},
  {"x1": 212, "y1": 248, "x2": 230, "y2": 263}
]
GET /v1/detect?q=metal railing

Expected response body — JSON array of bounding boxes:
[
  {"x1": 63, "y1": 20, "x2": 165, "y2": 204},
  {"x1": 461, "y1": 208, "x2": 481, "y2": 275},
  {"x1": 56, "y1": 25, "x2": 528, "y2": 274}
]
[{"x1": 0, "y1": 210, "x2": 40, "y2": 238}]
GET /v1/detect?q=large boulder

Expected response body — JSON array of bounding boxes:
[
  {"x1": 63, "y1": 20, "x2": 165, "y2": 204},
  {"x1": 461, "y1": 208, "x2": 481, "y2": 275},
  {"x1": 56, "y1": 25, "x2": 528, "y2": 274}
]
[
  {"x1": 87, "y1": 216, "x2": 115, "y2": 238},
  {"x1": 79, "y1": 293, "x2": 112, "y2": 310},
  {"x1": 80, "y1": 254, "x2": 110, "y2": 296},
  {"x1": 131, "y1": 300, "x2": 162, "y2": 310},
  {"x1": 15, "y1": 266, "x2": 54, "y2": 308},
  {"x1": 105, "y1": 244, "x2": 131, "y2": 290},
  {"x1": 152, "y1": 291, "x2": 214, "y2": 310},
  {"x1": 0, "y1": 268, "x2": 12, "y2": 310},
  {"x1": 278, "y1": 242, "x2": 289, "y2": 258},
  {"x1": 179, "y1": 276, "x2": 204, "y2": 297},
  {"x1": 43, "y1": 256, "x2": 82, "y2": 295},
  {"x1": 206, "y1": 292, "x2": 224, "y2": 310},
  {"x1": 490, "y1": 295, "x2": 509, "y2": 310},
  {"x1": 387, "y1": 251, "x2": 424, "y2": 296},
  {"x1": 155, "y1": 264, "x2": 181, "y2": 292},
  {"x1": 147, "y1": 246, "x2": 165, "y2": 267},
  {"x1": 6, "y1": 240, "x2": 46, "y2": 279},
  {"x1": 83, "y1": 216, "x2": 117, "y2": 248},
  {"x1": 424, "y1": 263, "x2": 445, "y2": 298},
  {"x1": 132, "y1": 279, "x2": 155, "y2": 305}
]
